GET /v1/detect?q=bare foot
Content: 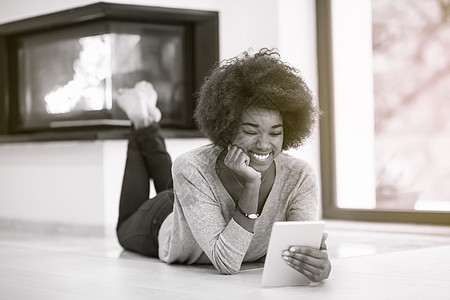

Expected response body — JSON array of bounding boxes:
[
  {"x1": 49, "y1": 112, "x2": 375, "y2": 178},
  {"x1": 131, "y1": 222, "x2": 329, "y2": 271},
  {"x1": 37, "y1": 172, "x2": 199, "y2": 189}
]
[
  {"x1": 135, "y1": 81, "x2": 161, "y2": 123},
  {"x1": 116, "y1": 81, "x2": 161, "y2": 129}
]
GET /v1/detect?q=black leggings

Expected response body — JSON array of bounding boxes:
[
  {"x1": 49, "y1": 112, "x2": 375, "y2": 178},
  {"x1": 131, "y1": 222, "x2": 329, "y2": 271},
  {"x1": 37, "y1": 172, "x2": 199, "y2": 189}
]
[{"x1": 116, "y1": 125, "x2": 174, "y2": 257}]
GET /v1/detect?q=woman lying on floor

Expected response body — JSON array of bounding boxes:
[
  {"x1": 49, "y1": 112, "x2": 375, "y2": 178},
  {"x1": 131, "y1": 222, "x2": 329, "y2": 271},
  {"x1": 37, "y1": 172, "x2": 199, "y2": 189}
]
[{"x1": 115, "y1": 48, "x2": 331, "y2": 280}]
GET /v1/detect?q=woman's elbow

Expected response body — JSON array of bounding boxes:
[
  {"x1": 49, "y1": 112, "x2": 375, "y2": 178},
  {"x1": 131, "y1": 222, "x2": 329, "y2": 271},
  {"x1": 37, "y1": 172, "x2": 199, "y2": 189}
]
[
  {"x1": 218, "y1": 266, "x2": 240, "y2": 275},
  {"x1": 213, "y1": 260, "x2": 241, "y2": 275}
]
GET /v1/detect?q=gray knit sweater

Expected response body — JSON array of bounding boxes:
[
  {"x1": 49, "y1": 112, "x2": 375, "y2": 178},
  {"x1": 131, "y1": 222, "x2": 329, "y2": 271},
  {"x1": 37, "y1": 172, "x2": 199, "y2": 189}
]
[{"x1": 158, "y1": 144, "x2": 319, "y2": 274}]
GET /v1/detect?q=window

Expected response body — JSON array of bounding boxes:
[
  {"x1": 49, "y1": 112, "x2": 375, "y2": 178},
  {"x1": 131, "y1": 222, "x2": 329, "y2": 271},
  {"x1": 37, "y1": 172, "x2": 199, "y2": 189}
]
[{"x1": 317, "y1": 0, "x2": 450, "y2": 224}]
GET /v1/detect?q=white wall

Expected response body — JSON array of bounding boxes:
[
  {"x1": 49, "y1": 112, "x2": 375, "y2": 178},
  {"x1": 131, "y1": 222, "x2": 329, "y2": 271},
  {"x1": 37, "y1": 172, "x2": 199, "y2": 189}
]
[
  {"x1": 0, "y1": 139, "x2": 208, "y2": 230},
  {"x1": 0, "y1": 0, "x2": 320, "y2": 231}
]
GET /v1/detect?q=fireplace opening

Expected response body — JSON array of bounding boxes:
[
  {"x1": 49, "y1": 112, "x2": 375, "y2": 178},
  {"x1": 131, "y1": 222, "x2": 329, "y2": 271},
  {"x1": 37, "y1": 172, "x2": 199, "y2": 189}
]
[{"x1": 0, "y1": 3, "x2": 219, "y2": 140}]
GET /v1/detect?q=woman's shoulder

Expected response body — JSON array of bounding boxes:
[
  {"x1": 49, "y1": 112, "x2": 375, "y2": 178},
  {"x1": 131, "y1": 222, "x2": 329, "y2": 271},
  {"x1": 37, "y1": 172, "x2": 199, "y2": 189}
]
[
  {"x1": 276, "y1": 152, "x2": 315, "y2": 178},
  {"x1": 173, "y1": 144, "x2": 222, "y2": 171},
  {"x1": 172, "y1": 144, "x2": 223, "y2": 194},
  {"x1": 277, "y1": 152, "x2": 313, "y2": 169},
  {"x1": 275, "y1": 152, "x2": 318, "y2": 197}
]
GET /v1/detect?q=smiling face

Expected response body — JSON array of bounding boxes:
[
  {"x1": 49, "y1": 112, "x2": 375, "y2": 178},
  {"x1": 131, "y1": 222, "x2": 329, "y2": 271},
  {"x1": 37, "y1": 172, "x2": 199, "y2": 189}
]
[{"x1": 231, "y1": 106, "x2": 284, "y2": 173}]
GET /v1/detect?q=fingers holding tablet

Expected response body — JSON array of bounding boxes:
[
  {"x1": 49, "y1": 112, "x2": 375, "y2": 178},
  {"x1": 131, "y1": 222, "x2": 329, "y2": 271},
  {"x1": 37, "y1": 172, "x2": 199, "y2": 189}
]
[
  {"x1": 282, "y1": 234, "x2": 332, "y2": 282},
  {"x1": 261, "y1": 221, "x2": 327, "y2": 287}
]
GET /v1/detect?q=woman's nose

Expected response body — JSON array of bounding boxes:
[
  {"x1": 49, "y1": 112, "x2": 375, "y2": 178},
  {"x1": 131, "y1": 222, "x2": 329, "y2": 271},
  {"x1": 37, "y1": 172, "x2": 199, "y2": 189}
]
[{"x1": 256, "y1": 134, "x2": 270, "y2": 148}]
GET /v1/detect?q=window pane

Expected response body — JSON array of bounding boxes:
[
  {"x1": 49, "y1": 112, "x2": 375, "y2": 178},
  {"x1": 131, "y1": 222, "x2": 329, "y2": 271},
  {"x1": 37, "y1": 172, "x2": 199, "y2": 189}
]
[
  {"x1": 331, "y1": 0, "x2": 376, "y2": 209},
  {"x1": 331, "y1": 0, "x2": 450, "y2": 212},
  {"x1": 372, "y1": 0, "x2": 450, "y2": 211}
]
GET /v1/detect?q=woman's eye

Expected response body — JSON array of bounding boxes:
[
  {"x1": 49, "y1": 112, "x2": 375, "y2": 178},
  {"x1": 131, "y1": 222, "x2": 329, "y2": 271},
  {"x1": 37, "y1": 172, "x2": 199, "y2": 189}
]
[
  {"x1": 271, "y1": 132, "x2": 283, "y2": 136},
  {"x1": 243, "y1": 131, "x2": 257, "y2": 135}
]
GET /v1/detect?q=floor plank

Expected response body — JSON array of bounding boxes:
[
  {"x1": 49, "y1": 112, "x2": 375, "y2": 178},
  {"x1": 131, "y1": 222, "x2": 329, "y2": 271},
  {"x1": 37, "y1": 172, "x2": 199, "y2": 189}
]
[
  {"x1": 1, "y1": 221, "x2": 449, "y2": 299},
  {"x1": 1, "y1": 244, "x2": 449, "y2": 299}
]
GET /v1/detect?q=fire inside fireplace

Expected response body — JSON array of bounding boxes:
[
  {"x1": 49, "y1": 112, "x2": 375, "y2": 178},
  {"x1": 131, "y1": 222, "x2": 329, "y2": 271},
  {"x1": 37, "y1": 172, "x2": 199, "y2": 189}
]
[{"x1": 18, "y1": 22, "x2": 187, "y2": 129}]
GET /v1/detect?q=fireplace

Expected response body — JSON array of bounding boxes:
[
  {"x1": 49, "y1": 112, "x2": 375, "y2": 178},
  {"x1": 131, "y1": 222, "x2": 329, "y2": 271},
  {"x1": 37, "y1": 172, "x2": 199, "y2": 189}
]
[{"x1": 0, "y1": 3, "x2": 219, "y2": 140}]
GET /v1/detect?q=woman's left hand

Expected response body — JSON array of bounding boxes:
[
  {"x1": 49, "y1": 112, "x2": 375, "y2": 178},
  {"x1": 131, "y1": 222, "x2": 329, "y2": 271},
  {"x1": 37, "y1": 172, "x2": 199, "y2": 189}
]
[{"x1": 282, "y1": 233, "x2": 332, "y2": 282}]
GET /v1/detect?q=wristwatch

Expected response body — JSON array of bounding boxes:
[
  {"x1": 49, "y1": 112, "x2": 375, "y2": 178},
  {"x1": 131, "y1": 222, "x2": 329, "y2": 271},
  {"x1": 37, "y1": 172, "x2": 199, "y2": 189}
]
[{"x1": 236, "y1": 205, "x2": 260, "y2": 219}]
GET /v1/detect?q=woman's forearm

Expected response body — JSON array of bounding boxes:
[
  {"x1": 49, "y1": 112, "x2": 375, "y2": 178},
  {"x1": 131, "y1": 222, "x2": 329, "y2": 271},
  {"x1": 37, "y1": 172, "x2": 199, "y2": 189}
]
[{"x1": 232, "y1": 180, "x2": 260, "y2": 232}]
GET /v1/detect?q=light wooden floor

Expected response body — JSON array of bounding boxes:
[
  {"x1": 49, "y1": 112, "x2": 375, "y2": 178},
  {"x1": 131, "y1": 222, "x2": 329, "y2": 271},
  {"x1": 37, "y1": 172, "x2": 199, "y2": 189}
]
[{"x1": 1, "y1": 221, "x2": 449, "y2": 299}]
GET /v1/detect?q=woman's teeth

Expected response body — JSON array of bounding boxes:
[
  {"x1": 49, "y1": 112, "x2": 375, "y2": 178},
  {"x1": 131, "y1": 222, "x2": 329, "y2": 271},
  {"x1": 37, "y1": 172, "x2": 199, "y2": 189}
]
[{"x1": 251, "y1": 152, "x2": 270, "y2": 161}]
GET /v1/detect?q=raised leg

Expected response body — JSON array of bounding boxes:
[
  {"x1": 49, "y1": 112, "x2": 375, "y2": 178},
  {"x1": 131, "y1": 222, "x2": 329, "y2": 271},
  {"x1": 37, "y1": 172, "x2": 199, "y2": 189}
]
[{"x1": 115, "y1": 81, "x2": 174, "y2": 257}]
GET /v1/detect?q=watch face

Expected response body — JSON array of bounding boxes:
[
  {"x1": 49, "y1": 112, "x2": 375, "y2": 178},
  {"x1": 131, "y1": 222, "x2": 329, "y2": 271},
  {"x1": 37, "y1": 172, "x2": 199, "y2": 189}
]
[{"x1": 247, "y1": 213, "x2": 259, "y2": 219}]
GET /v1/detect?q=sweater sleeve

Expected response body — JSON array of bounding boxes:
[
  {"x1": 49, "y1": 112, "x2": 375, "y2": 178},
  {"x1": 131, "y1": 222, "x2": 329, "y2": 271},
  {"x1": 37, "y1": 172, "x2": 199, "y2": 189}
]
[{"x1": 172, "y1": 154, "x2": 254, "y2": 275}]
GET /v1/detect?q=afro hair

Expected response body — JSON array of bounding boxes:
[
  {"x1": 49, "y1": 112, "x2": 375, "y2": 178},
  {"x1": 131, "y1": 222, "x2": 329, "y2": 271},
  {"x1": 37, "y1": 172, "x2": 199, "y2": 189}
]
[{"x1": 194, "y1": 48, "x2": 319, "y2": 150}]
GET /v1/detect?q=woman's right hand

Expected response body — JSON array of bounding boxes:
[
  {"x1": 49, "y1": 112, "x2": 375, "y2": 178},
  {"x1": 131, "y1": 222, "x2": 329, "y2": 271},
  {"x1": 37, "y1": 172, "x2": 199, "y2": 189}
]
[
  {"x1": 223, "y1": 145, "x2": 261, "y2": 184},
  {"x1": 225, "y1": 145, "x2": 261, "y2": 232}
]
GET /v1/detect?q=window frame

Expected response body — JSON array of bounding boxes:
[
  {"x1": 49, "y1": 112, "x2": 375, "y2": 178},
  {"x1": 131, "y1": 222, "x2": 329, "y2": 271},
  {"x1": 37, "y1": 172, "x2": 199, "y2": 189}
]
[{"x1": 316, "y1": 0, "x2": 450, "y2": 225}]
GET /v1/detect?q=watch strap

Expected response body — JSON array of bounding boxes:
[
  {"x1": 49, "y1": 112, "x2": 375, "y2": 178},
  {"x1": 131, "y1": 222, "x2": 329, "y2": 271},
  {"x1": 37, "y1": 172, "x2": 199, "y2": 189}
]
[{"x1": 236, "y1": 205, "x2": 259, "y2": 219}]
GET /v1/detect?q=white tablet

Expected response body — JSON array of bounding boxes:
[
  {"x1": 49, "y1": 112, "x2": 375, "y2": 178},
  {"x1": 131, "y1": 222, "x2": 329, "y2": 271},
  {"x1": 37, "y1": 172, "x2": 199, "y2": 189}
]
[{"x1": 261, "y1": 221, "x2": 325, "y2": 287}]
